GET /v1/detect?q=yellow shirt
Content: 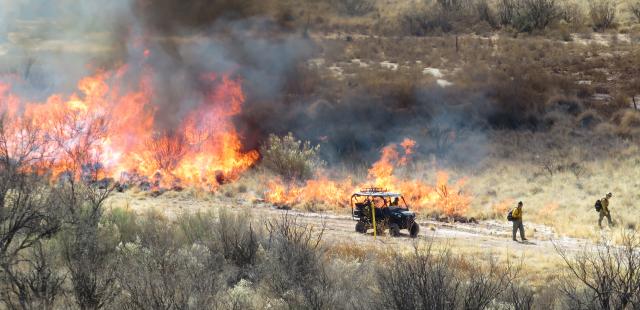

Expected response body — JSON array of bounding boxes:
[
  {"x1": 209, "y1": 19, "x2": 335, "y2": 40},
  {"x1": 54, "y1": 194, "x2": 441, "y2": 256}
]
[
  {"x1": 512, "y1": 207, "x2": 522, "y2": 219},
  {"x1": 601, "y1": 198, "x2": 610, "y2": 214}
]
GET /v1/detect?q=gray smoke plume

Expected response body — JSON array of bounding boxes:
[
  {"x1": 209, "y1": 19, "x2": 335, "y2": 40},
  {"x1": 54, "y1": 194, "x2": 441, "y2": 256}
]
[
  {"x1": 0, "y1": 0, "x2": 313, "y2": 130},
  {"x1": 0, "y1": 0, "x2": 493, "y2": 167}
]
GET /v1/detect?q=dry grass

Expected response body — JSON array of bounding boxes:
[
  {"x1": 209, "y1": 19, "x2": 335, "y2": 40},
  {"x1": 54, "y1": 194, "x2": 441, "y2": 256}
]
[
  {"x1": 464, "y1": 138, "x2": 640, "y2": 240},
  {"x1": 263, "y1": 0, "x2": 640, "y2": 36}
]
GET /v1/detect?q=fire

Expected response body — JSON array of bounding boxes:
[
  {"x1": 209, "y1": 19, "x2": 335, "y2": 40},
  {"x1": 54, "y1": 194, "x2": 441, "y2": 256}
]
[
  {"x1": 265, "y1": 173, "x2": 353, "y2": 208},
  {"x1": 265, "y1": 138, "x2": 472, "y2": 217},
  {"x1": 492, "y1": 199, "x2": 515, "y2": 217},
  {"x1": 0, "y1": 66, "x2": 258, "y2": 189}
]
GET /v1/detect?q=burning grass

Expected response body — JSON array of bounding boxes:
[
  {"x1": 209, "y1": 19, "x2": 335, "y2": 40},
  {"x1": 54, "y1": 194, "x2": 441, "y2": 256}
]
[{"x1": 264, "y1": 138, "x2": 472, "y2": 218}]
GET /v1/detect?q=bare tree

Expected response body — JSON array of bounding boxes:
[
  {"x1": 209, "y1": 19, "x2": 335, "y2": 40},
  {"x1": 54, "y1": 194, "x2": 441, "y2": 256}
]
[
  {"x1": 53, "y1": 132, "x2": 118, "y2": 310},
  {"x1": 0, "y1": 117, "x2": 62, "y2": 309},
  {"x1": 58, "y1": 180, "x2": 119, "y2": 310},
  {"x1": 146, "y1": 133, "x2": 187, "y2": 172},
  {"x1": 555, "y1": 231, "x2": 640, "y2": 309},
  {"x1": 1, "y1": 242, "x2": 65, "y2": 310}
]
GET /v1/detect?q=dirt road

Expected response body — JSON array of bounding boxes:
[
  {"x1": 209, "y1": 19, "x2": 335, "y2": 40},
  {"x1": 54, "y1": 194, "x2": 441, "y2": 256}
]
[
  {"x1": 107, "y1": 191, "x2": 595, "y2": 264},
  {"x1": 253, "y1": 206, "x2": 591, "y2": 254}
]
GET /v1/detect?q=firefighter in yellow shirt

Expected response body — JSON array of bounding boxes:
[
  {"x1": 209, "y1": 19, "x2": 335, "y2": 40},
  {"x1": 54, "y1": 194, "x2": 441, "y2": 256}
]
[
  {"x1": 512, "y1": 201, "x2": 527, "y2": 242},
  {"x1": 598, "y1": 192, "x2": 613, "y2": 229}
]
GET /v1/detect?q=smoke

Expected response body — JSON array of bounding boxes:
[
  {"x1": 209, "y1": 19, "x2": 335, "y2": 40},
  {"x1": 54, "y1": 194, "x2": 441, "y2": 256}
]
[
  {"x1": 0, "y1": 0, "x2": 312, "y2": 128},
  {"x1": 133, "y1": 0, "x2": 258, "y2": 32},
  {"x1": 238, "y1": 81, "x2": 492, "y2": 166},
  {"x1": 0, "y1": 0, "x2": 489, "y2": 167}
]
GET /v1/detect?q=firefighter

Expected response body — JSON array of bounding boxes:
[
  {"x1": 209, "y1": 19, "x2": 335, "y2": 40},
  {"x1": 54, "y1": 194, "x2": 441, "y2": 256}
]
[
  {"x1": 390, "y1": 197, "x2": 399, "y2": 207},
  {"x1": 598, "y1": 192, "x2": 614, "y2": 229},
  {"x1": 512, "y1": 201, "x2": 527, "y2": 242}
]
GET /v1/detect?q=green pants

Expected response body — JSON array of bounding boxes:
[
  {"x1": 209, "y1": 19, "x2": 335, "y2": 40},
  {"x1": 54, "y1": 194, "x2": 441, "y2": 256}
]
[
  {"x1": 512, "y1": 219, "x2": 525, "y2": 240},
  {"x1": 599, "y1": 212, "x2": 612, "y2": 228}
]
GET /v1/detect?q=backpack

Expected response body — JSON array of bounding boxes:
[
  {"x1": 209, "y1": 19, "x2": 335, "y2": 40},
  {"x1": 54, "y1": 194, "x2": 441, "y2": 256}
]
[
  {"x1": 595, "y1": 200, "x2": 602, "y2": 212},
  {"x1": 507, "y1": 210, "x2": 514, "y2": 221}
]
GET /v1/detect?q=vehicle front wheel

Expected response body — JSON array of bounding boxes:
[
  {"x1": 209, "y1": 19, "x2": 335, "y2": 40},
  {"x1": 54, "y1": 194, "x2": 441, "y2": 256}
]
[
  {"x1": 409, "y1": 222, "x2": 420, "y2": 238},
  {"x1": 389, "y1": 223, "x2": 401, "y2": 237},
  {"x1": 355, "y1": 222, "x2": 367, "y2": 234}
]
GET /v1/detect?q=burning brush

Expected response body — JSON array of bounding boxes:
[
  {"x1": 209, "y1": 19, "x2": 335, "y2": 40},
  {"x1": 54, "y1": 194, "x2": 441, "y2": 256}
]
[
  {"x1": 264, "y1": 138, "x2": 472, "y2": 218},
  {"x1": 0, "y1": 64, "x2": 258, "y2": 191}
]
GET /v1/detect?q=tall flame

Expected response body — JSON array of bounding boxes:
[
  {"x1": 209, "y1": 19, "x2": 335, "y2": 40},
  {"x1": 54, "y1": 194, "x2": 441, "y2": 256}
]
[{"x1": 0, "y1": 67, "x2": 258, "y2": 189}]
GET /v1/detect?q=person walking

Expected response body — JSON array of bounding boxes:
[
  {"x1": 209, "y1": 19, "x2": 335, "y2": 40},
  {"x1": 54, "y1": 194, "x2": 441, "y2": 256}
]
[
  {"x1": 511, "y1": 201, "x2": 527, "y2": 242},
  {"x1": 598, "y1": 192, "x2": 614, "y2": 229}
]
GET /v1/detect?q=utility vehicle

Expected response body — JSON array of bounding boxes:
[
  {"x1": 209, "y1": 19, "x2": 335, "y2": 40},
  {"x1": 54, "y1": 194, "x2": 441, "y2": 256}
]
[{"x1": 351, "y1": 188, "x2": 420, "y2": 238}]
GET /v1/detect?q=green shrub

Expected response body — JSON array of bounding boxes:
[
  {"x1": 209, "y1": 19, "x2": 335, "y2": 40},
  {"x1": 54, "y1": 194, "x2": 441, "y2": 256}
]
[
  {"x1": 499, "y1": 0, "x2": 559, "y2": 32},
  {"x1": 106, "y1": 207, "x2": 138, "y2": 243},
  {"x1": 260, "y1": 133, "x2": 324, "y2": 181},
  {"x1": 515, "y1": 0, "x2": 559, "y2": 32}
]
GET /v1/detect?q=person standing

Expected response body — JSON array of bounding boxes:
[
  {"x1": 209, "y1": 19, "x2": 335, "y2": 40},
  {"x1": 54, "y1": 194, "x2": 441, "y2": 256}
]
[
  {"x1": 511, "y1": 201, "x2": 527, "y2": 242},
  {"x1": 598, "y1": 192, "x2": 614, "y2": 229}
]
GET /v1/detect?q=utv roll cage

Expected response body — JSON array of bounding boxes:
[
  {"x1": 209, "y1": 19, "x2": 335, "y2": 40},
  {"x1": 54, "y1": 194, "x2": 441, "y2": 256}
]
[
  {"x1": 350, "y1": 187, "x2": 419, "y2": 239},
  {"x1": 350, "y1": 187, "x2": 410, "y2": 221}
]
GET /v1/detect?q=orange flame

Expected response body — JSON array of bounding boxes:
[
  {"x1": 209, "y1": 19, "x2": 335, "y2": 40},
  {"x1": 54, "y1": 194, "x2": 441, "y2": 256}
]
[
  {"x1": 0, "y1": 67, "x2": 258, "y2": 189},
  {"x1": 265, "y1": 138, "x2": 472, "y2": 217},
  {"x1": 265, "y1": 173, "x2": 353, "y2": 208}
]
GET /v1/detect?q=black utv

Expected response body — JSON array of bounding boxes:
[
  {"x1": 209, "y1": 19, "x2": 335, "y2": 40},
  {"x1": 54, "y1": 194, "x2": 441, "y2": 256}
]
[{"x1": 351, "y1": 188, "x2": 420, "y2": 238}]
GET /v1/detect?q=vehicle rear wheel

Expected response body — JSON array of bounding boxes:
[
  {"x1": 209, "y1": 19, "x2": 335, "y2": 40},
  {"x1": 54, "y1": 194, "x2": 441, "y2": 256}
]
[
  {"x1": 355, "y1": 222, "x2": 367, "y2": 234},
  {"x1": 409, "y1": 222, "x2": 420, "y2": 238},
  {"x1": 389, "y1": 223, "x2": 401, "y2": 237}
]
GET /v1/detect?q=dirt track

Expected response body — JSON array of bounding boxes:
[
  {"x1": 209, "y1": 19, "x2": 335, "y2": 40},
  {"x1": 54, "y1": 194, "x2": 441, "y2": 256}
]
[
  {"x1": 252, "y1": 206, "x2": 593, "y2": 254},
  {"x1": 107, "y1": 191, "x2": 597, "y2": 263}
]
